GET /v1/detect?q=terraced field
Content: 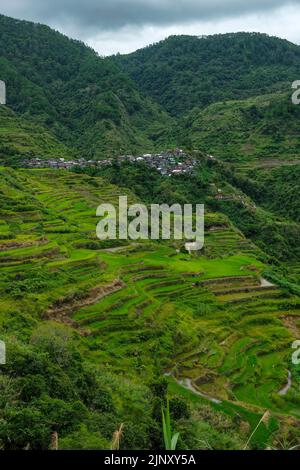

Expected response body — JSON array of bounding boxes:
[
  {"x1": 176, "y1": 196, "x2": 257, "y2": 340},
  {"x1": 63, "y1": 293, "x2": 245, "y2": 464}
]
[
  {"x1": 172, "y1": 275, "x2": 300, "y2": 414},
  {"x1": 1, "y1": 166, "x2": 300, "y2": 432},
  {"x1": 0, "y1": 167, "x2": 135, "y2": 321},
  {"x1": 0, "y1": 106, "x2": 71, "y2": 163}
]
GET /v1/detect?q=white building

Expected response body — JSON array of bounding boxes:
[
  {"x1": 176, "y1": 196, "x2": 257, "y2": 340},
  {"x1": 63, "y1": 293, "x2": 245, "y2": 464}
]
[{"x1": 0, "y1": 80, "x2": 6, "y2": 105}]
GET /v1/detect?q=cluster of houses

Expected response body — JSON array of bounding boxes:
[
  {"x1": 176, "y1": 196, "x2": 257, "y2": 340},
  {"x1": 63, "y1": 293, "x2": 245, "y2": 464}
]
[
  {"x1": 24, "y1": 149, "x2": 197, "y2": 176},
  {"x1": 24, "y1": 157, "x2": 93, "y2": 170},
  {"x1": 118, "y1": 149, "x2": 196, "y2": 176}
]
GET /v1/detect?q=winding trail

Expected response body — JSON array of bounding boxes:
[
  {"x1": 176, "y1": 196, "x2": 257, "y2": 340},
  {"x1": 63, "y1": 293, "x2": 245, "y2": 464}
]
[
  {"x1": 179, "y1": 378, "x2": 222, "y2": 404},
  {"x1": 165, "y1": 373, "x2": 222, "y2": 404},
  {"x1": 278, "y1": 371, "x2": 292, "y2": 396}
]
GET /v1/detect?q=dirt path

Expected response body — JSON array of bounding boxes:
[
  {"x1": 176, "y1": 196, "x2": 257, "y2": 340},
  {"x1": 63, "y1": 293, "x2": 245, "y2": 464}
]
[
  {"x1": 180, "y1": 378, "x2": 222, "y2": 404},
  {"x1": 278, "y1": 371, "x2": 292, "y2": 396},
  {"x1": 165, "y1": 373, "x2": 222, "y2": 404},
  {"x1": 102, "y1": 245, "x2": 131, "y2": 253},
  {"x1": 282, "y1": 315, "x2": 300, "y2": 338},
  {"x1": 101, "y1": 243, "x2": 139, "y2": 253},
  {"x1": 0, "y1": 238, "x2": 49, "y2": 252}
]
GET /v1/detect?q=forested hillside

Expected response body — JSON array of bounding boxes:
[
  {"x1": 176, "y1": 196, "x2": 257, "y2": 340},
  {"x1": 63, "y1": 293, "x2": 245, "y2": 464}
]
[
  {"x1": 182, "y1": 92, "x2": 300, "y2": 162},
  {"x1": 0, "y1": 15, "x2": 175, "y2": 158},
  {"x1": 0, "y1": 106, "x2": 72, "y2": 164},
  {"x1": 114, "y1": 33, "x2": 300, "y2": 115},
  {"x1": 246, "y1": 165, "x2": 300, "y2": 223},
  {"x1": 2, "y1": 17, "x2": 300, "y2": 163}
]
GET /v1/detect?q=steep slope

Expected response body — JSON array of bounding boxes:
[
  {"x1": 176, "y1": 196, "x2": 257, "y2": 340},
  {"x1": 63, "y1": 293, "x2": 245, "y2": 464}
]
[
  {"x1": 93, "y1": 157, "x2": 300, "y2": 263},
  {"x1": 114, "y1": 33, "x2": 300, "y2": 116},
  {"x1": 0, "y1": 105, "x2": 72, "y2": 164},
  {"x1": 183, "y1": 92, "x2": 300, "y2": 163},
  {"x1": 1, "y1": 166, "x2": 299, "y2": 449},
  {"x1": 246, "y1": 165, "x2": 300, "y2": 223},
  {"x1": 0, "y1": 14, "x2": 175, "y2": 158}
]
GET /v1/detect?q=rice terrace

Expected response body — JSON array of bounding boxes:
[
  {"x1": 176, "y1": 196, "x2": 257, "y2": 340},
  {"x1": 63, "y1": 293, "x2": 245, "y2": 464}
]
[{"x1": 0, "y1": 6, "x2": 300, "y2": 454}]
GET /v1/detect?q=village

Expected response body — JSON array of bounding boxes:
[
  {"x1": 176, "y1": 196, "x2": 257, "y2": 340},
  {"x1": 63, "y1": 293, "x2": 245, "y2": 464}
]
[{"x1": 24, "y1": 149, "x2": 197, "y2": 177}]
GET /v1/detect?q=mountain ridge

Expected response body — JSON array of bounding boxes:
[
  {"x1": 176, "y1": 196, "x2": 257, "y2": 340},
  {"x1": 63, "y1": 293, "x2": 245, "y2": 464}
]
[
  {"x1": 113, "y1": 32, "x2": 300, "y2": 115},
  {"x1": 0, "y1": 14, "x2": 176, "y2": 158},
  {"x1": 1, "y1": 15, "x2": 300, "y2": 450},
  {"x1": 1, "y1": 15, "x2": 300, "y2": 162}
]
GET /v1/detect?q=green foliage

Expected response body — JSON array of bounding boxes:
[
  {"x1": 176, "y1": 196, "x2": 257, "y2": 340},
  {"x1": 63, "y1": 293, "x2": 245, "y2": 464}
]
[
  {"x1": 247, "y1": 165, "x2": 300, "y2": 222},
  {"x1": 0, "y1": 14, "x2": 175, "y2": 158},
  {"x1": 0, "y1": 164, "x2": 298, "y2": 450},
  {"x1": 0, "y1": 19, "x2": 300, "y2": 451},
  {"x1": 162, "y1": 400, "x2": 180, "y2": 450},
  {"x1": 0, "y1": 106, "x2": 71, "y2": 164},
  {"x1": 0, "y1": 323, "x2": 120, "y2": 449},
  {"x1": 59, "y1": 424, "x2": 110, "y2": 450},
  {"x1": 183, "y1": 92, "x2": 300, "y2": 163},
  {"x1": 114, "y1": 33, "x2": 300, "y2": 116},
  {"x1": 263, "y1": 269, "x2": 300, "y2": 297}
]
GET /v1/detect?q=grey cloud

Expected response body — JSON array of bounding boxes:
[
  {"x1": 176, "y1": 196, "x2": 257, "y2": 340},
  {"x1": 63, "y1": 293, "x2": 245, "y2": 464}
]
[{"x1": 1, "y1": 0, "x2": 300, "y2": 34}]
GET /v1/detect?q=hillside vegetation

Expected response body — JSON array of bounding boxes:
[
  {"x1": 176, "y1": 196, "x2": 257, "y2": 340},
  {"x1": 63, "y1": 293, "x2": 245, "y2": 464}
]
[
  {"x1": 0, "y1": 106, "x2": 71, "y2": 164},
  {"x1": 1, "y1": 17, "x2": 300, "y2": 164},
  {"x1": 181, "y1": 92, "x2": 300, "y2": 163},
  {"x1": 0, "y1": 15, "x2": 300, "y2": 450},
  {"x1": 1, "y1": 164, "x2": 299, "y2": 449},
  {"x1": 114, "y1": 33, "x2": 300, "y2": 115},
  {"x1": 0, "y1": 15, "x2": 175, "y2": 158}
]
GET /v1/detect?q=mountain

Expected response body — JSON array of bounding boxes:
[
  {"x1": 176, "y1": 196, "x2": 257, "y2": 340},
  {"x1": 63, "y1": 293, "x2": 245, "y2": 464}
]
[
  {"x1": 2, "y1": 18, "x2": 300, "y2": 161},
  {"x1": 243, "y1": 164, "x2": 300, "y2": 224},
  {"x1": 114, "y1": 33, "x2": 300, "y2": 116},
  {"x1": 0, "y1": 105, "x2": 71, "y2": 164},
  {"x1": 182, "y1": 91, "x2": 300, "y2": 163},
  {"x1": 1, "y1": 17, "x2": 300, "y2": 450},
  {"x1": 0, "y1": 14, "x2": 175, "y2": 158}
]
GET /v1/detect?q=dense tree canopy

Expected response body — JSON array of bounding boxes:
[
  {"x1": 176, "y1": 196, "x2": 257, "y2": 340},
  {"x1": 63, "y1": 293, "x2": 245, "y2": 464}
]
[{"x1": 114, "y1": 33, "x2": 300, "y2": 116}]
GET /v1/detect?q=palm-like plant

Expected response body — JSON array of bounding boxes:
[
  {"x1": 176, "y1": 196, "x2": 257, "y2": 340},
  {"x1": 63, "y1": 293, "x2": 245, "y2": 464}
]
[
  {"x1": 162, "y1": 400, "x2": 180, "y2": 450},
  {"x1": 268, "y1": 438, "x2": 300, "y2": 451}
]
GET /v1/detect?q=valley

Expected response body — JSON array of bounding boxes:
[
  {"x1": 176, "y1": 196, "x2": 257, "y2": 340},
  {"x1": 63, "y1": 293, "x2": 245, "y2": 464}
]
[
  {"x1": 0, "y1": 14, "x2": 299, "y2": 450},
  {"x1": 0, "y1": 164, "x2": 299, "y2": 449}
]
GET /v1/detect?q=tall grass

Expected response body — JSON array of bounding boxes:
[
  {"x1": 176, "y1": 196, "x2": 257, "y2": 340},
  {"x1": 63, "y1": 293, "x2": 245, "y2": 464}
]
[
  {"x1": 243, "y1": 411, "x2": 270, "y2": 450},
  {"x1": 111, "y1": 424, "x2": 124, "y2": 450}
]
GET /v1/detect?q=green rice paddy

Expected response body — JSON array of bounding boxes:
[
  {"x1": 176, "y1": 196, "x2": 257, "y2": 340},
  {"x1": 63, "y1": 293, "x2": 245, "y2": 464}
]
[{"x1": 1, "y1": 166, "x2": 300, "y2": 442}]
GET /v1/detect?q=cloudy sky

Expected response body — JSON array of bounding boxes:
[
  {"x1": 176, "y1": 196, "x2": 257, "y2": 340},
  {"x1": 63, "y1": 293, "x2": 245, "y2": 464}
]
[{"x1": 1, "y1": 0, "x2": 300, "y2": 55}]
